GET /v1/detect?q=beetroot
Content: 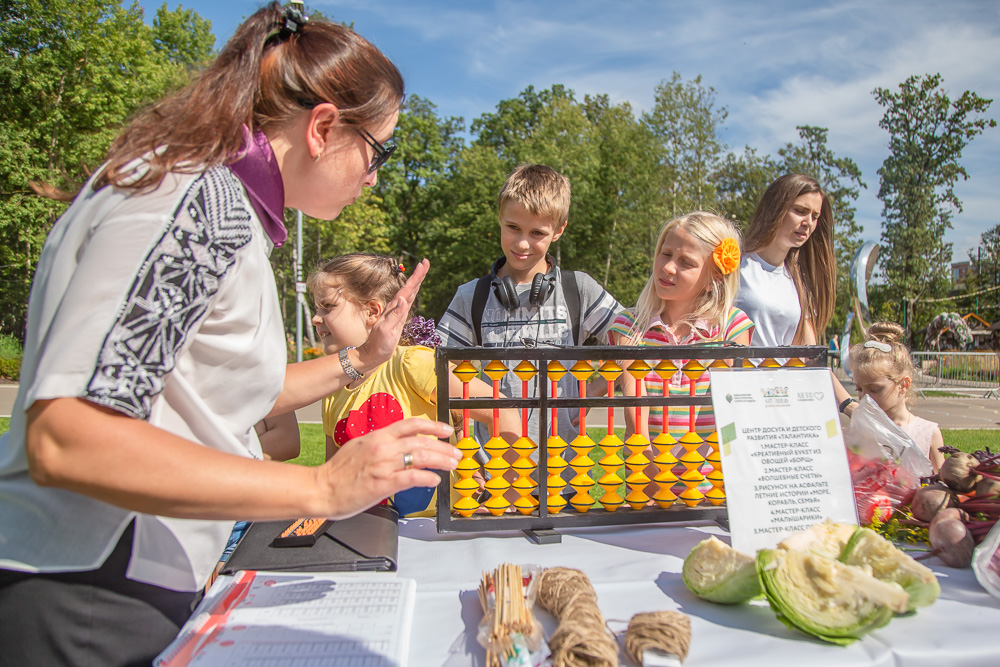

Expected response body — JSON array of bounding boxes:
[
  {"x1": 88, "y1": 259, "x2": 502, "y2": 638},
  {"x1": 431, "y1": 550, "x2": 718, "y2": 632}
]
[
  {"x1": 928, "y1": 516, "x2": 975, "y2": 568},
  {"x1": 910, "y1": 483, "x2": 957, "y2": 523},
  {"x1": 975, "y1": 477, "x2": 1000, "y2": 500},
  {"x1": 940, "y1": 452, "x2": 982, "y2": 493},
  {"x1": 933, "y1": 507, "x2": 970, "y2": 524}
]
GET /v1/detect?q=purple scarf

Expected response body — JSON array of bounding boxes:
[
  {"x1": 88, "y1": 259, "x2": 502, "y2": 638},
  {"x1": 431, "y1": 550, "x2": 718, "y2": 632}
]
[{"x1": 228, "y1": 126, "x2": 288, "y2": 247}]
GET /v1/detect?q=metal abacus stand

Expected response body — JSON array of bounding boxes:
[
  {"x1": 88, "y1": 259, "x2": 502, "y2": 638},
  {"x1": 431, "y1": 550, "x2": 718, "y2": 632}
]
[{"x1": 435, "y1": 344, "x2": 827, "y2": 543}]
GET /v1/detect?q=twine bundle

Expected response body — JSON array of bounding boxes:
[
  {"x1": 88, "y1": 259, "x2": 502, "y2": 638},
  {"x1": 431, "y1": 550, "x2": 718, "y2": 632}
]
[
  {"x1": 536, "y1": 567, "x2": 619, "y2": 667},
  {"x1": 623, "y1": 611, "x2": 690, "y2": 665},
  {"x1": 536, "y1": 567, "x2": 692, "y2": 667}
]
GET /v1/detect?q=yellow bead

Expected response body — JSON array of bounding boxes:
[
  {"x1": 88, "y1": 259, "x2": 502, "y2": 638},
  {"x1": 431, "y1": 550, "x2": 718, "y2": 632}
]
[
  {"x1": 512, "y1": 360, "x2": 538, "y2": 381},
  {"x1": 483, "y1": 360, "x2": 508, "y2": 381},
  {"x1": 546, "y1": 360, "x2": 567, "y2": 381},
  {"x1": 626, "y1": 359, "x2": 652, "y2": 379},
  {"x1": 452, "y1": 360, "x2": 478, "y2": 383},
  {"x1": 569, "y1": 360, "x2": 594, "y2": 381}
]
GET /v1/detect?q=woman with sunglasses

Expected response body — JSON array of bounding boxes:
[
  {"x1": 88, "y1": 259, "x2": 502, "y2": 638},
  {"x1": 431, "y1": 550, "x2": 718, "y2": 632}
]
[{"x1": 0, "y1": 4, "x2": 457, "y2": 664}]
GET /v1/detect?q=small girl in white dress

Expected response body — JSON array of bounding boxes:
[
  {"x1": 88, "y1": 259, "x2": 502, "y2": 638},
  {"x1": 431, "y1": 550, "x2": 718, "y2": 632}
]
[{"x1": 849, "y1": 322, "x2": 945, "y2": 472}]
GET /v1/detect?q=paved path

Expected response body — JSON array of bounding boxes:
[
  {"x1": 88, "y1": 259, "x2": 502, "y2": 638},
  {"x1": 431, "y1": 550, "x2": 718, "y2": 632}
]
[{"x1": 2, "y1": 383, "x2": 997, "y2": 429}]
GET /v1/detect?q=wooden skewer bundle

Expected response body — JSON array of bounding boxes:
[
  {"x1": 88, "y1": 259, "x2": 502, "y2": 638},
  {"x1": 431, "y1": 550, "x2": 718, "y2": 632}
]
[{"x1": 478, "y1": 563, "x2": 537, "y2": 667}]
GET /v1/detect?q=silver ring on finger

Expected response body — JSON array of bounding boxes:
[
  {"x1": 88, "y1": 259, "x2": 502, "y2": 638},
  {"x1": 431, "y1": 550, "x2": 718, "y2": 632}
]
[{"x1": 402, "y1": 452, "x2": 414, "y2": 470}]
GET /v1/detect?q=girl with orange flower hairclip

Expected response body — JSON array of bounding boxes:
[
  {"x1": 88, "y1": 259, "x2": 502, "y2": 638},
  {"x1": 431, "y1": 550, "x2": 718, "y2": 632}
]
[{"x1": 608, "y1": 212, "x2": 755, "y2": 442}]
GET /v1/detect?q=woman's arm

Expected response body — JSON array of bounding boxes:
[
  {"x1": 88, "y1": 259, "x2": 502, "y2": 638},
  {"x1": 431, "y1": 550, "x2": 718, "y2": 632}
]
[
  {"x1": 271, "y1": 260, "x2": 429, "y2": 415},
  {"x1": 255, "y1": 412, "x2": 300, "y2": 462},
  {"x1": 27, "y1": 396, "x2": 458, "y2": 521}
]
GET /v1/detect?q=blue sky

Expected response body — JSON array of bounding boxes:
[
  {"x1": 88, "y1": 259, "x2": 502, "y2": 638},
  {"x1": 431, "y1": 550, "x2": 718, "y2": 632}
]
[{"x1": 144, "y1": 0, "x2": 1000, "y2": 262}]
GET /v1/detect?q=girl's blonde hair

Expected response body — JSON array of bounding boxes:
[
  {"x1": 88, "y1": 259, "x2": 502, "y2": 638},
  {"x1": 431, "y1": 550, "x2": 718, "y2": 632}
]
[
  {"x1": 626, "y1": 211, "x2": 742, "y2": 342},
  {"x1": 849, "y1": 321, "x2": 917, "y2": 403},
  {"x1": 307, "y1": 253, "x2": 417, "y2": 343},
  {"x1": 744, "y1": 174, "x2": 836, "y2": 338}
]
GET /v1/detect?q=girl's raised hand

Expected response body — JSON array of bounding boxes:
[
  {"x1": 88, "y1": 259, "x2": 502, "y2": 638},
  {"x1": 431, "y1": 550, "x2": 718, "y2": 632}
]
[
  {"x1": 315, "y1": 417, "x2": 459, "y2": 519},
  {"x1": 357, "y1": 259, "x2": 429, "y2": 372}
]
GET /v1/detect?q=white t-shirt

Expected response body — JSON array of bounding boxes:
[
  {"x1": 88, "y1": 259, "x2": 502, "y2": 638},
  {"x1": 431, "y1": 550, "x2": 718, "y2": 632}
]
[
  {"x1": 734, "y1": 253, "x2": 801, "y2": 347},
  {"x1": 0, "y1": 166, "x2": 286, "y2": 592}
]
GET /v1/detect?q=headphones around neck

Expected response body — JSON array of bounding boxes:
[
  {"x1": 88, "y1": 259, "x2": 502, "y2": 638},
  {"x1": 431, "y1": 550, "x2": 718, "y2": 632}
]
[{"x1": 490, "y1": 255, "x2": 557, "y2": 313}]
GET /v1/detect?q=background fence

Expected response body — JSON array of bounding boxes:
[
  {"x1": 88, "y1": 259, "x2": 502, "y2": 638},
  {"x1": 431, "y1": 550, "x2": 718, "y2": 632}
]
[{"x1": 910, "y1": 351, "x2": 1000, "y2": 398}]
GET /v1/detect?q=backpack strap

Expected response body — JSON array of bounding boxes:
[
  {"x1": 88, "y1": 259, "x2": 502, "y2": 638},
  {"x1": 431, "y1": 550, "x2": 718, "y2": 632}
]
[
  {"x1": 470, "y1": 274, "x2": 493, "y2": 346},
  {"x1": 561, "y1": 269, "x2": 582, "y2": 346}
]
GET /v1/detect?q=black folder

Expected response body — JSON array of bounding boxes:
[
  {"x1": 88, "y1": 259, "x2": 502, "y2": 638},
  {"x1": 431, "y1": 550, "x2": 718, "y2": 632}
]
[{"x1": 221, "y1": 505, "x2": 399, "y2": 574}]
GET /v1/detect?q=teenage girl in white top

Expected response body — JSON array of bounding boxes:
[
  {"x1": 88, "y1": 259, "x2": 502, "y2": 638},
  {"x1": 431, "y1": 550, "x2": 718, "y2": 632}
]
[{"x1": 734, "y1": 173, "x2": 856, "y2": 414}]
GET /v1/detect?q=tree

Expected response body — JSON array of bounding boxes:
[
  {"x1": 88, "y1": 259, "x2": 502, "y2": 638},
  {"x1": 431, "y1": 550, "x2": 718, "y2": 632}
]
[
  {"x1": 873, "y1": 73, "x2": 996, "y2": 333},
  {"x1": 582, "y1": 94, "x2": 664, "y2": 305},
  {"x1": 778, "y1": 126, "x2": 866, "y2": 336},
  {"x1": 0, "y1": 0, "x2": 214, "y2": 337},
  {"x1": 713, "y1": 146, "x2": 779, "y2": 228},
  {"x1": 152, "y1": 2, "x2": 215, "y2": 67},
  {"x1": 374, "y1": 95, "x2": 465, "y2": 266},
  {"x1": 643, "y1": 73, "x2": 728, "y2": 215},
  {"x1": 964, "y1": 223, "x2": 1000, "y2": 323}
]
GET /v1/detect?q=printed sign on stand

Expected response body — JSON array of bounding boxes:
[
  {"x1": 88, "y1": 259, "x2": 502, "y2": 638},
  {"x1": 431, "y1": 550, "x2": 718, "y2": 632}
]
[{"x1": 709, "y1": 367, "x2": 857, "y2": 554}]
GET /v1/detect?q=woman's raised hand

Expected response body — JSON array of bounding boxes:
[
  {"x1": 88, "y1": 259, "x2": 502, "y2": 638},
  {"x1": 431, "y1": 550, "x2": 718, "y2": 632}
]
[
  {"x1": 315, "y1": 417, "x2": 459, "y2": 519},
  {"x1": 356, "y1": 259, "x2": 429, "y2": 373}
]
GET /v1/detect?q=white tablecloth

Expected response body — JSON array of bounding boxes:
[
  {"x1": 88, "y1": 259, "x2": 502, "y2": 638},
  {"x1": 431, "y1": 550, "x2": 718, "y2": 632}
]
[{"x1": 396, "y1": 518, "x2": 1000, "y2": 667}]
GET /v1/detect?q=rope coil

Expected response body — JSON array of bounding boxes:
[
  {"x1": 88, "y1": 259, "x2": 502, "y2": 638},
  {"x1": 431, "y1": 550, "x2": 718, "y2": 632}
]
[{"x1": 536, "y1": 567, "x2": 692, "y2": 667}]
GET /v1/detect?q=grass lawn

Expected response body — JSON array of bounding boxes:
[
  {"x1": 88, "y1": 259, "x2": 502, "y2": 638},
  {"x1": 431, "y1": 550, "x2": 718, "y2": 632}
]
[{"x1": 942, "y1": 429, "x2": 999, "y2": 453}]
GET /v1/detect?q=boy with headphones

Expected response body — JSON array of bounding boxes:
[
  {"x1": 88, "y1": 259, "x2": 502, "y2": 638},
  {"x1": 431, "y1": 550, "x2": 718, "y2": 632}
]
[{"x1": 436, "y1": 164, "x2": 622, "y2": 446}]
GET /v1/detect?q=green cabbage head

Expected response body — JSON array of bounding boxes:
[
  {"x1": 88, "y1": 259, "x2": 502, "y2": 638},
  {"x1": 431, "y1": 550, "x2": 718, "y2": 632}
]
[
  {"x1": 756, "y1": 548, "x2": 910, "y2": 645},
  {"x1": 840, "y1": 527, "x2": 940, "y2": 610},
  {"x1": 683, "y1": 536, "x2": 761, "y2": 604}
]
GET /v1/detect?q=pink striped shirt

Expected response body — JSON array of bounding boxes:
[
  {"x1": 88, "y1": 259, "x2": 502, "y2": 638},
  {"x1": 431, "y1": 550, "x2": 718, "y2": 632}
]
[{"x1": 608, "y1": 308, "x2": 754, "y2": 437}]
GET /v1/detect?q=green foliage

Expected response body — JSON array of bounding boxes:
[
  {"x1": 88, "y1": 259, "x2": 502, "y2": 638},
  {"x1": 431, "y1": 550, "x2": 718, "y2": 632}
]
[
  {"x1": 0, "y1": 332, "x2": 21, "y2": 358},
  {"x1": 0, "y1": 0, "x2": 214, "y2": 337},
  {"x1": 152, "y1": 2, "x2": 215, "y2": 66},
  {"x1": 965, "y1": 223, "x2": 1000, "y2": 324},
  {"x1": 714, "y1": 146, "x2": 779, "y2": 228},
  {"x1": 873, "y1": 74, "x2": 996, "y2": 331},
  {"x1": 865, "y1": 511, "x2": 929, "y2": 547},
  {"x1": 0, "y1": 357, "x2": 20, "y2": 380},
  {"x1": 0, "y1": 329, "x2": 22, "y2": 378},
  {"x1": 644, "y1": 72, "x2": 728, "y2": 214}
]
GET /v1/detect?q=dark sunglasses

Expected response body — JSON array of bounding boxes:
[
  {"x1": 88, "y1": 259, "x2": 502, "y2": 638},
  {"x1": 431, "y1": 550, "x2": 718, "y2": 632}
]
[
  {"x1": 297, "y1": 98, "x2": 396, "y2": 174},
  {"x1": 355, "y1": 127, "x2": 396, "y2": 174}
]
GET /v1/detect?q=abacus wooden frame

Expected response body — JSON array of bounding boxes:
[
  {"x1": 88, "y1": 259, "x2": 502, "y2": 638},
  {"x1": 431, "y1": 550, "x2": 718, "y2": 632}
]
[{"x1": 434, "y1": 344, "x2": 827, "y2": 535}]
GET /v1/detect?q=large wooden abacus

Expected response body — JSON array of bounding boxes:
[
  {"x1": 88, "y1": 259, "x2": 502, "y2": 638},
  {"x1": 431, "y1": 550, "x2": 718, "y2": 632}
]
[{"x1": 435, "y1": 344, "x2": 827, "y2": 542}]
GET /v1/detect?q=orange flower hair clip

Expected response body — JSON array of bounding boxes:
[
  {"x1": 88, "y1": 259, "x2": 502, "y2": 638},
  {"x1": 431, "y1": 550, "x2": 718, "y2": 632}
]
[{"x1": 713, "y1": 238, "x2": 740, "y2": 275}]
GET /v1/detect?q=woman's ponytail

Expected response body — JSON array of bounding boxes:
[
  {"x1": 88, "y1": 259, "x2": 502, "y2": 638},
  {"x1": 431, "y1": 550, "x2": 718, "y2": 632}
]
[{"x1": 85, "y1": 2, "x2": 402, "y2": 194}]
